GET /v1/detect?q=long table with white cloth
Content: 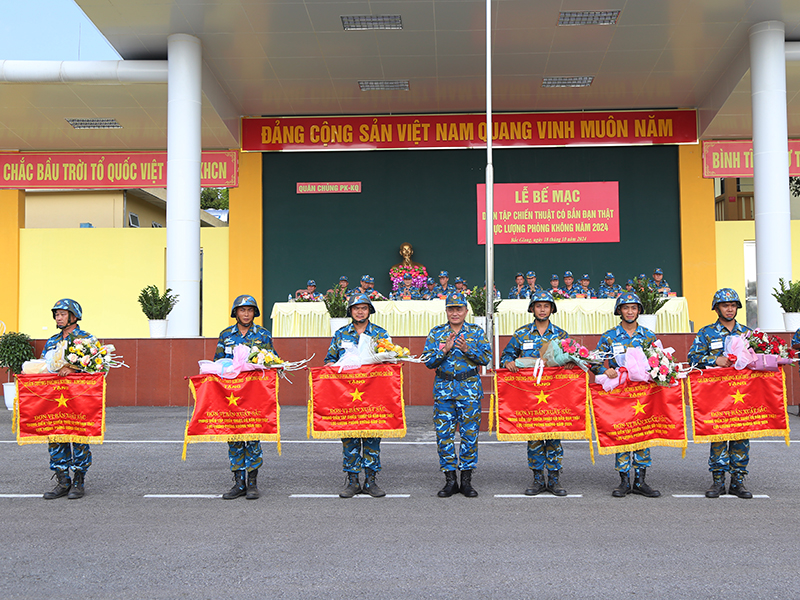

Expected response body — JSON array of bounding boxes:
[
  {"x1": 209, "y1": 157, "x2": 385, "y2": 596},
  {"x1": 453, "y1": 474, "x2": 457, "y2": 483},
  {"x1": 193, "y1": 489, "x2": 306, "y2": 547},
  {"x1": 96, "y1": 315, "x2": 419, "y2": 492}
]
[{"x1": 270, "y1": 297, "x2": 690, "y2": 337}]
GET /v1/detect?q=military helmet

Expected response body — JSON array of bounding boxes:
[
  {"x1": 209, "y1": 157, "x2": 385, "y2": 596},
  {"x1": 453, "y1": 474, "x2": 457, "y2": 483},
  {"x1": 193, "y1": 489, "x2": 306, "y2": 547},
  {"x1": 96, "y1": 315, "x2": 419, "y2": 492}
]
[
  {"x1": 52, "y1": 298, "x2": 82, "y2": 321},
  {"x1": 528, "y1": 290, "x2": 557, "y2": 314},
  {"x1": 712, "y1": 288, "x2": 742, "y2": 310},
  {"x1": 614, "y1": 292, "x2": 643, "y2": 316},
  {"x1": 230, "y1": 294, "x2": 260, "y2": 318},
  {"x1": 347, "y1": 293, "x2": 375, "y2": 317}
]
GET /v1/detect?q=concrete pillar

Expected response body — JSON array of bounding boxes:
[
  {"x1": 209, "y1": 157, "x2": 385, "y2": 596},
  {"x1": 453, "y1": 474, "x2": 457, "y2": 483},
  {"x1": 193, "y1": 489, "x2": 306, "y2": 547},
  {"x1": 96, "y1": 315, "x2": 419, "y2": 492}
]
[
  {"x1": 749, "y1": 21, "x2": 792, "y2": 330},
  {"x1": 166, "y1": 34, "x2": 202, "y2": 336}
]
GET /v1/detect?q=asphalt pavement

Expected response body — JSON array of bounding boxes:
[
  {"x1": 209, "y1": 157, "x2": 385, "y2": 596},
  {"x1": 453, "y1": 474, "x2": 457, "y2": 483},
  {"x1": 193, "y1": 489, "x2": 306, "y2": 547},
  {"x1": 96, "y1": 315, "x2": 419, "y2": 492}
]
[{"x1": 1, "y1": 405, "x2": 799, "y2": 600}]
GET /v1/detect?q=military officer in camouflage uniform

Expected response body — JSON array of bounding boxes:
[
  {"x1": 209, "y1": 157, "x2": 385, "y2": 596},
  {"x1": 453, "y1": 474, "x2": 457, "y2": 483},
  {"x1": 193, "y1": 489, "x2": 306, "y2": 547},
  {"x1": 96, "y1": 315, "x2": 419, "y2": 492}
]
[
  {"x1": 526, "y1": 271, "x2": 542, "y2": 296},
  {"x1": 422, "y1": 293, "x2": 492, "y2": 497},
  {"x1": 593, "y1": 292, "x2": 661, "y2": 498},
  {"x1": 598, "y1": 272, "x2": 623, "y2": 299},
  {"x1": 325, "y1": 293, "x2": 391, "y2": 498},
  {"x1": 650, "y1": 268, "x2": 671, "y2": 296},
  {"x1": 500, "y1": 291, "x2": 570, "y2": 496},
  {"x1": 561, "y1": 271, "x2": 579, "y2": 297},
  {"x1": 214, "y1": 295, "x2": 277, "y2": 500},
  {"x1": 431, "y1": 270, "x2": 456, "y2": 299},
  {"x1": 576, "y1": 274, "x2": 596, "y2": 298},
  {"x1": 508, "y1": 272, "x2": 528, "y2": 299},
  {"x1": 422, "y1": 277, "x2": 436, "y2": 300},
  {"x1": 42, "y1": 299, "x2": 94, "y2": 500},
  {"x1": 390, "y1": 273, "x2": 422, "y2": 300},
  {"x1": 347, "y1": 275, "x2": 370, "y2": 298},
  {"x1": 687, "y1": 288, "x2": 753, "y2": 499}
]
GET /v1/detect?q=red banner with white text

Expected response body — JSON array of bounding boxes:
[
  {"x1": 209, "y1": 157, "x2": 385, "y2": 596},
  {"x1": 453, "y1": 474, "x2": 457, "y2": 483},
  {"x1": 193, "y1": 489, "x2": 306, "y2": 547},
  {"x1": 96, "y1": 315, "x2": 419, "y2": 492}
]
[
  {"x1": 308, "y1": 364, "x2": 405, "y2": 439},
  {"x1": 686, "y1": 367, "x2": 789, "y2": 444},
  {"x1": 184, "y1": 371, "x2": 281, "y2": 459},
  {"x1": 494, "y1": 368, "x2": 590, "y2": 441},
  {"x1": 14, "y1": 373, "x2": 105, "y2": 445},
  {"x1": 242, "y1": 110, "x2": 697, "y2": 152},
  {"x1": 589, "y1": 381, "x2": 686, "y2": 456}
]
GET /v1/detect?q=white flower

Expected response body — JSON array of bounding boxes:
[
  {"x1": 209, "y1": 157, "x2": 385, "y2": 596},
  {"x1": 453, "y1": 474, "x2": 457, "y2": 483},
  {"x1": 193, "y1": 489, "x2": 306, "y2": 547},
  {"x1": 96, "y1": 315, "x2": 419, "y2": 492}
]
[{"x1": 67, "y1": 353, "x2": 78, "y2": 363}]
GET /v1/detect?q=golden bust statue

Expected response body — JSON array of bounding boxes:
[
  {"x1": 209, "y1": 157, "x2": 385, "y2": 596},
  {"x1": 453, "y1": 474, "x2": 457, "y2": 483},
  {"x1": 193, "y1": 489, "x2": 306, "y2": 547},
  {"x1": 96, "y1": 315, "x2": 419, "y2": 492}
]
[{"x1": 394, "y1": 242, "x2": 421, "y2": 268}]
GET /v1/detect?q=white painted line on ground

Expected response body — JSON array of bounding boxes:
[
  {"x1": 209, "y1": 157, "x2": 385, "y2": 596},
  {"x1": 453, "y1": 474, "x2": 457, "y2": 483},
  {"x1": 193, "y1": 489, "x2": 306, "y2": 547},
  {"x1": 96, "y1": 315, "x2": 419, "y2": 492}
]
[
  {"x1": 144, "y1": 494, "x2": 222, "y2": 499},
  {"x1": 672, "y1": 494, "x2": 770, "y2": 499},
  {"x1": 494, "y1": 494, "x2": 583, "y2": 498},
  {"x1": 289, "y1": 494, "x2": 411, "y2": 498},
  {"x1": 0, "y1": 494, "x2": 42, "y2": 498}
]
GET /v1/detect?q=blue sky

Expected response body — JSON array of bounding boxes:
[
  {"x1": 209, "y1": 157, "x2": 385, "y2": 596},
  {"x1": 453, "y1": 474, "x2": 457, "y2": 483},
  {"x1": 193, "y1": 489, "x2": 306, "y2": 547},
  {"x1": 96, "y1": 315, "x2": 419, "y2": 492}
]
[{"x1": 0, "y1": 0, "x2": 120, "y2": 60}]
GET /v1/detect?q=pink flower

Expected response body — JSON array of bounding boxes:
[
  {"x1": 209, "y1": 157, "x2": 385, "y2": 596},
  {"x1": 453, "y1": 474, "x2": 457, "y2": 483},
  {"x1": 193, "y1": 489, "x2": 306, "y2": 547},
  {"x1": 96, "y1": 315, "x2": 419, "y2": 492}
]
[
  {"x1": 648, "y1": 356, "x2": 659, "y2": 368},
  {"x1": 579, "y1": 347, "x2": 589, "y2": 358},
  {"x1": 659, "y1": 365, "x2": 669, "y2": 375}
]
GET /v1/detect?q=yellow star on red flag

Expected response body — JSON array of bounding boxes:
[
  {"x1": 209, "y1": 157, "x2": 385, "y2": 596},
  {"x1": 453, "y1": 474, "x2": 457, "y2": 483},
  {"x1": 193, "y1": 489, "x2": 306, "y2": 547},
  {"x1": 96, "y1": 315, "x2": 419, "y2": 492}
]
[
  {"x1": 731, "y1": 390, "x2": 746, "y2": 404},
  {"x1": 350, "y1": 388, "x2": 364, "y2": 402},
  {"x1": 632, "y1": 399, "x2": 647, "y2": 415},
  {"x1": 534, "y1": 391, "x2": 549, "y2": 405},
  {"x1": 226, "y1": 393, "x2": 241, "y2": 406},
  {"x1": 50, "y1": 394, "x2": 70, "y2": 408}
]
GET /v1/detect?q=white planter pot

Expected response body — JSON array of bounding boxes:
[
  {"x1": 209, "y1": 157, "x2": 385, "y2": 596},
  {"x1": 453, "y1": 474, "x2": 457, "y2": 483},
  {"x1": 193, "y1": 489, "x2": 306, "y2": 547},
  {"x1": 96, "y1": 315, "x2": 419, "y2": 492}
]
[
  {"x1": 330, "y1": 317, "x2": 349, "y2": 336},
  {"x1": 3, "y1": 381, "x2": 16, "y2": 411},
  {"x1": 638, "y1": 314, "x2": 657, "y2": 332},
  {"x1": 148, "y1": 319, "x2": 168, "y2": 338},
  {"x1": 473, "y1": 316, "x2": 487, "y2": 331},
  {"x1": 783, "y1": 312, "x2": 800, "y2": 332}
]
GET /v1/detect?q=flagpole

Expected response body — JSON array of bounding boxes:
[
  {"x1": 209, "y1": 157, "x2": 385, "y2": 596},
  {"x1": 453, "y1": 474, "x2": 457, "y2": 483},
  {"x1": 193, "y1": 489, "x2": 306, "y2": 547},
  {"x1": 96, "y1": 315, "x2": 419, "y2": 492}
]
[{"x1": 485, "y1": 0, "x2": 495, "y2": 367}]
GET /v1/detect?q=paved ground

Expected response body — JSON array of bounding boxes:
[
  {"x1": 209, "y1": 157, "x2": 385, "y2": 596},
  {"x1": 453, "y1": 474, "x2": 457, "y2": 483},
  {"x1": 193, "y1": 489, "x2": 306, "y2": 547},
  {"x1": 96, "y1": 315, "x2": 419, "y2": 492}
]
[{"x1": 1, "y1": 405, "x2": 799, "y2": 600}]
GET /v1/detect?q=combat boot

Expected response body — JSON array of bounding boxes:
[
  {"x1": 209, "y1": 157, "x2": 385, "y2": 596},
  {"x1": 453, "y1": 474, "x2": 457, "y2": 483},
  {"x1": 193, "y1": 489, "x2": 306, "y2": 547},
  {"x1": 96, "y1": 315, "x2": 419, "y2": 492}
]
[
  {"x1": 546, "y1": 469, "x2": 567, "y2": 496},
  {"x1": 611, "y1": 471, "x2": 631, "y2": 497},
  {"x1": 339, "y1": 472, "x2": 361, "y2": 498},
  {"x1": 363, "y1": 468, "x2": 386, "y2": 497},
  {"x1": 460, "y1": 469, "x2": 478, "y2": 497},
  {"x1": 67, "y1": 470, "x2": 85, "y2": 499},
  {"x1": 728, "y1": 472, "x2": 753, "y2": 499},
  {"x1": 222, "y1": 469, "x2": 246, "y2": 499},
  {"x1": 524, "y1": 469, "x2": 546, "y2": 496},
  {"x1": 437, "y1": 470, "x2": 459, "y2": 497},
  {"x1": 43, "y1": 470, "x2": 71, "y2": 500},
  {"x1": 245, "y1": 469, "x2": 261, "y2": 500},
  {"x1": 632, "y1": 468, "x2": 661, "y2": 497},
  {"x1": 705, "y1": 471, "x2": 726, "y2": 498}
]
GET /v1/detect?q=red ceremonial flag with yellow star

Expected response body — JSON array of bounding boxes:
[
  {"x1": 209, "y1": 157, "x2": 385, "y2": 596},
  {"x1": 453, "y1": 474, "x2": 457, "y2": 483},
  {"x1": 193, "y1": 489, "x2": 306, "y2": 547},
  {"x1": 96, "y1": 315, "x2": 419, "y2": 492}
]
[
  {"x1": 14, "y1": 373, "x2": 106, "y2": 444},
  {"x1": 588, "y1": 380, "x2": 686, "y2": 456},
  {"x1": 308, "y1": 364, "x2": 406, "y2": 439},
  {"x1": 687, "y1": 367, "x2": 789, "y2": 445},
  {"x1": 493, "y1": 367, "x2": 591, "y2": 442},
  {"x1": 184, "y1": 370, "x2": 281, "y2": 459}
]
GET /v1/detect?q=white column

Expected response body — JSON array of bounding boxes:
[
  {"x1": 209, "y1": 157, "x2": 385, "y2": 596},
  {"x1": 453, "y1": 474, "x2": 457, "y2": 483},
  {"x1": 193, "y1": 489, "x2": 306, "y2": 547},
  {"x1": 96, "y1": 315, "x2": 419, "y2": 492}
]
[
  {"x1": 166, "y1": 34, "x2": 202, "y2": 336},
  {"x1": 749, "y1": 21, "x2": 792, "y2": 330}
]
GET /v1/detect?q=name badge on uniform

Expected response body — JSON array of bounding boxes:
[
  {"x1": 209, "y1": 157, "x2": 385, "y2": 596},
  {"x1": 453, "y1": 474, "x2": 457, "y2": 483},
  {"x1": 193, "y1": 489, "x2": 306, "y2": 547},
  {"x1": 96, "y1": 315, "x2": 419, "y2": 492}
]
[
  {"x1": 710, "y1": 340, "x2": 724, "y2": 350},
  {"x1": 522, "y1": 341, "x2": 534, "y2": 350},
  {"x1": 612, "y1": 344, "x2": 624, "y2": 355}
]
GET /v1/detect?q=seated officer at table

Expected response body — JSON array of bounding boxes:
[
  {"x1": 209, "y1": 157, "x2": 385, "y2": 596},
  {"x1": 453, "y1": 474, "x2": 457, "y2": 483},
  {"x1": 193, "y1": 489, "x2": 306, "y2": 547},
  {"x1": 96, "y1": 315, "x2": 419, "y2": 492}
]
[
  {"x1": 454, "y1": 277, "x2": 471, "y2": 295},
  {"x1": 548, "y1": 274, "x2": 560, "y2": 293},
  {"x1": 593, "y1": 292, "x2": 660, "y2": 499},
  {"x1": 598, "y1": 272, "x2": 622, "y2": 299},
  {"x1": 391, "y1": 273, "x2": 422, "y2": 300},
  {"x1": 214, "y1": 294, "x2": 276, "y2": 500},
  {"x1": 650, "y1": 268, "x2": 671, "y2": 296},
  {"x1": 422, "y1": 277, "x2": 436, "y2": 300},
  {"x1": 561, "y1": 271, "x2": 579, "y2": 297},
  {"x1": 325, "y1": 294, "x2": 390, "y2": 498},
  {"x1": 337, "y1": 276, "x2": 349, "y2": 292},
  {"x1": 347, "y1": 275, "x2": 370, "y2": 298},
  {"x1": 500, "y1": 291, "x2": 570, "y2": 496},
  {"x1": 432, "y1": 270, "x2": 456, "y2": 299},
  {"x1": 508, "y1": 272, "x2": 528, "y2": 299},
  {"x1": 575, "y1": 274, "x2": 596, "y2": 298},
  {"x1": 297, "y1": 280, "x2": 323, "y2": 300},
  {"x1": 625, "y1": 279, "x2": 635, "y2": 292},
  {"x1": 526, "y1": 271, "x2": 542, "y2": 296}
]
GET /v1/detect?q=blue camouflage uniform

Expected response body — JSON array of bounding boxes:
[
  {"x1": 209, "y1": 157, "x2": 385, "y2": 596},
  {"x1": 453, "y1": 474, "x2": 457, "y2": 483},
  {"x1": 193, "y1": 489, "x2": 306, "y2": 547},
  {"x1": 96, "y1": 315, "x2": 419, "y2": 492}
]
[
  {"x1": 688, "y1": 320, "x2": 752, "y2": 476},
  {"x1": 598, "y1": 283, "x2": 623, "y2": 299},
  {"x1": 593, "y1": 323, "x2": 658, "y2": 472},
  {"x1": 431, "y1": 283, "x2": 456, "y2": 299},
  {"x1": 390, "y1": 285, "x2": 422, "y2": 301},
  {"x1": 576, "y1": 287, "x2": 596, "y2": 298},
  {"x1": 422, "y1": 320, "x2": 492, "y2": 472},
  {"x1": 325, "y1": 321, "x2": 390, "y2": 473},
  {"x1": 500, "y1": 321, "x2": 569, "y2": 471},
  {"x1": 214, "y1": 323, "x2": 276, "y2": 472},
  {"x1": 42, "y1": 328, "x2": 95, "y2": 474},
  {"x1": 507, "y1": 286, "x2": 529, "y2": 299}
]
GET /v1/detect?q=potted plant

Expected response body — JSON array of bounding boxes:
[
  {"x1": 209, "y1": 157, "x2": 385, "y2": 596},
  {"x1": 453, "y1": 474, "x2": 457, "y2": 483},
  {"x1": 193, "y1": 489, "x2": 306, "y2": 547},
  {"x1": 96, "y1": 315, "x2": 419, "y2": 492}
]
[
  {"x1": 324, "y1": 286, "x2": 349, "y2": 335},
  {"x1": 772, "y1": 278, "x2": 800, "y2": 330},
  {"x1": 0, "y1": 331, "x2": 35, "y2": 410},
  {"x1": 633, "y1": 276, "x2": 668, "y2": 332},
  {"x1": 137, "y1": 285, "x2": 179, "y2": 338},
  {"x1": 468, "y1": 286, "x2": 502, "y2": 330}
]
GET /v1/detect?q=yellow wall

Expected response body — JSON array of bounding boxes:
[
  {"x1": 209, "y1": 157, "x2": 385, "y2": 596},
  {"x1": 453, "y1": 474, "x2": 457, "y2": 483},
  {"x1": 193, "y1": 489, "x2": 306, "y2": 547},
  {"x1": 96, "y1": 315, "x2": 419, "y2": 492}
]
[
  {"x1": 18, "y1": 228, "x2": 229, "y2": 339},
  {"x1": 678, "y1": 144, "x2": 718, "y2": 326},
  {"x1": 0, "y1": 189, "x2": 25, "y2": 332},
  {"x1": 715, "y1": 221, "x2": 800, "y2": 325},
  {"x1": 228, "y1": 151, "x2": 263, "y2": 325},
  {"x1": 26, "y1": 190, "x2": 124, "y2": 228}
]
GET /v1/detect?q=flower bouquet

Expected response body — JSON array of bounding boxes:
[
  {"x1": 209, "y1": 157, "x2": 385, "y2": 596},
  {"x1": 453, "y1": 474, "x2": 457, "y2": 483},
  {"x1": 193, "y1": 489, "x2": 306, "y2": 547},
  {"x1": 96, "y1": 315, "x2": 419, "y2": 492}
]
[
  {"x1": 295, "y1": 290, "x2": 322, "y2": 302},
  {"x1": 199, "y1": 344, "x2": 311, "y2": 379},
  {"x1": 514, "y1": 338, "x2": 605, "y2": 384},
  {"x1": 641, "y1": 340, "x2": 683, "y2": 386},
  {"x1": 367, "y1": 289, "x2": 388, "y2": 302},
  {"x1": 23, "y1": 337, "x2": 126, "y2": 374},
  {"x1": 551, "y1": 289, "x2": 571, "y2": 300},
  {"x1": 724, "y1": 329, "x2": 797, "y2": 371},
  {"x1": 389, "y1": 265, "x2": 429, "y2": 291},
  {"x1": 595, "y1": 341, "x2": 687, "y2": 391},
  {"x1": 332, "y1": 334, "x2": 420, "y2": 371},
  {"x1": 247, "y1": 345, "x2": 284, "y2": 367}
]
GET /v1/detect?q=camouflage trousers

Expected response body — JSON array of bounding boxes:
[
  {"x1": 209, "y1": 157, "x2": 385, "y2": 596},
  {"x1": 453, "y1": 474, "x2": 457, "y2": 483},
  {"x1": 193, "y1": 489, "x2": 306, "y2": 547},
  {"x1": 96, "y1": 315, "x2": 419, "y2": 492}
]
[
  {"x1": 615, "y1": 448, "x2": 651, "y2": 472},
  {"x1": 341, "y1": 438, "x2": 381, "y2": 473},
  {"x1": 527, "y1": 439, "x2": 563, "y2": 471},
  {"x1": 228, "y1": 441, "x2": 263, "y2": 472},
  {"x1": 709, "y1": 440, "x2": 749, "y2": 474},
  {"x1": 48, "y1": 442, "x2": 91, "y2": 473},
  {"x1": 434, "y1": 397, "x2": 480, "y2": 471}
]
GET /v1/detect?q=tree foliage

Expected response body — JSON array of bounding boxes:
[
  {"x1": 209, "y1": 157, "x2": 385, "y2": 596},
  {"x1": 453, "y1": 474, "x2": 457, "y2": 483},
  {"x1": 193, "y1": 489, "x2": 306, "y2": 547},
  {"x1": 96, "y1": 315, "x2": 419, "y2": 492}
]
[{"x1": 201, "y1": 188, "x2": 229, "y2": 210}]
